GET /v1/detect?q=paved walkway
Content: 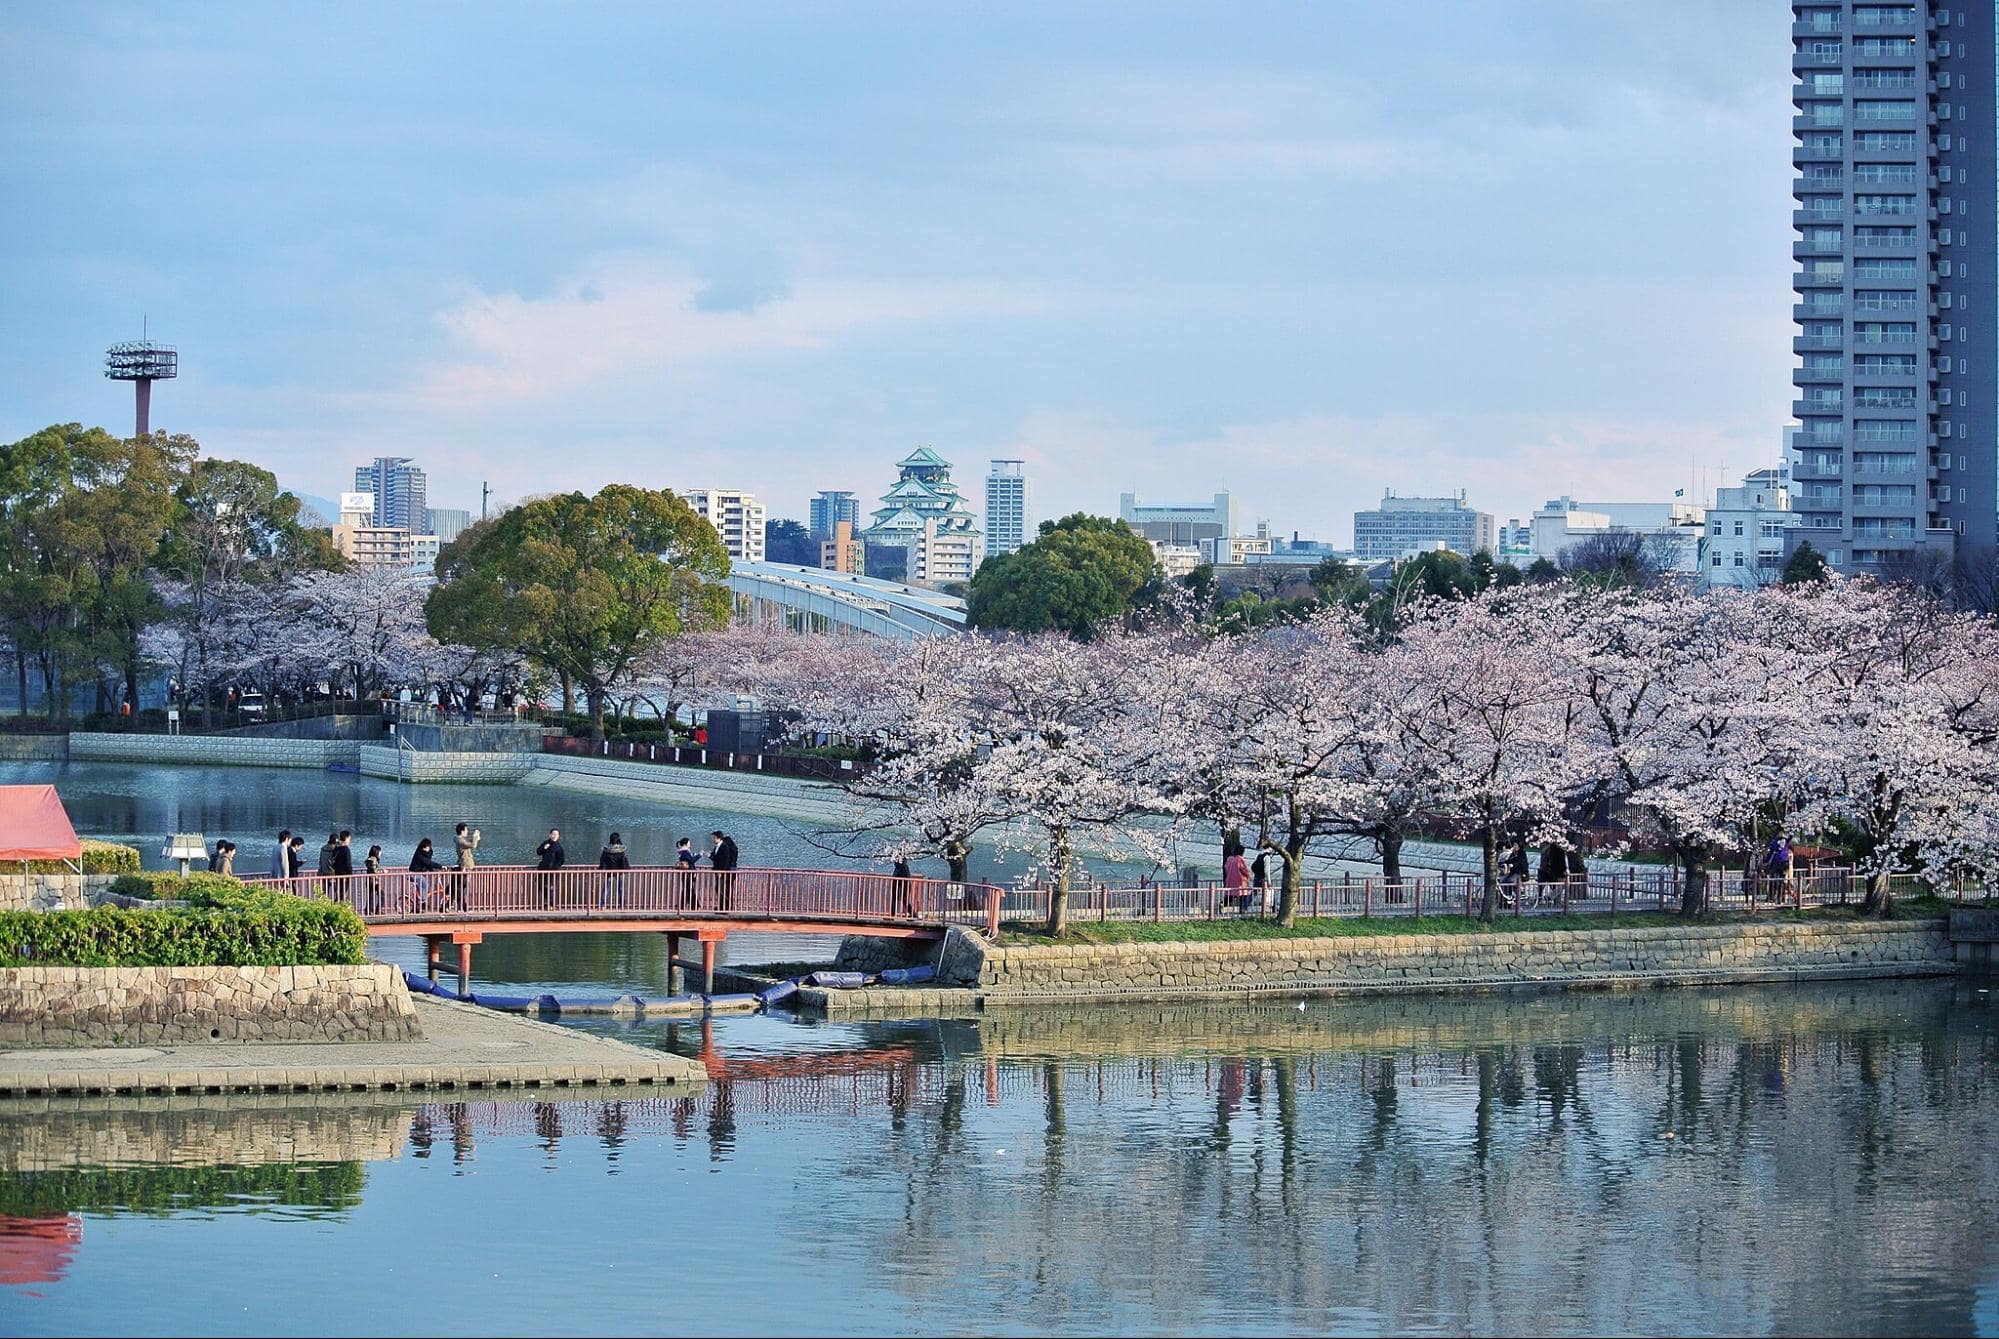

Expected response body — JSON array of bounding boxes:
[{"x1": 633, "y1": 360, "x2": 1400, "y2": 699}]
[{"x1": 0, "y1": 996, "x2": 705, "y2": 1099}]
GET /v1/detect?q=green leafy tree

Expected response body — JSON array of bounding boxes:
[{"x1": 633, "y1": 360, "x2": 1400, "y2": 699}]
[
  {"x1": 764, "y1": 518, "x2": 818, "y2": 566},
  {"x1": 1781, "y1": 540, "x2": 1830, "y2": 586},
  {"x1": 426, "y1": 485, "x2": 732, "y2": 738},
  {"x1": 965, "y1": 513, "x2": 1157, "y2": 640},
  {"x1": 0, "y1": 425, "x2": 191, "y2": 720},
  {"x1": 1308, "y1": 556, "x2": 1373, "y2": 608}
]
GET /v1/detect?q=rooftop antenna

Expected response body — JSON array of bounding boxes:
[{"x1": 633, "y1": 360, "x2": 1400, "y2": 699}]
[{"x1": 105, "y1": 325, "x2": 177, "y2": 437}]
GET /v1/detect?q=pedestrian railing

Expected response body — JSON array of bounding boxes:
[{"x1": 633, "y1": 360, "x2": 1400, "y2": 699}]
[{"x1": 247, "y1": 865, "x2": 1007, "y2": 932}]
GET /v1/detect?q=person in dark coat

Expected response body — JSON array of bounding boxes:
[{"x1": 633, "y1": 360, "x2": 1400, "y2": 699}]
[
  {"x1": 598, "y1": 832, "x2": 630, "y2": 908},
  {"x1": 710, "y1": 831, "x2": 738, "y2": 910},
  {"x1": 536, "y1": 828, "x2": 566, "y2": 904},
  {"x1": 332, "y1": 830, "x2": 355, "y2": 878},
  {"x1": 1537, "y1": 842, "x2": 1568, "y2": 901},
  {"x1": 317, "y1": 832, "x2": 340, "y2": 878},
  {"x1": 287, "y1": 835, "x2": 306, "y2": 880},
  {"x1": 1502, "y1": 838, "x2": 1531, "y2": 907},
  {"x1": 892, "y1": 856, "x2": 915, "y2": 916},
  {"x1": 408, "y1": 837, "x2": 444, "y2": 910}
]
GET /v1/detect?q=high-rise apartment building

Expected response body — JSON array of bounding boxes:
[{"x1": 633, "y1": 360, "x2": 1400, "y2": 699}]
[
  {"x1": 353, "y1": 457, "x2": 427, "y2": 533},
  {"x1": 1352, "y1": 491, "x2": 1497, "y2": 559},
  {"x1": 1791, "y1": 1, "x2": 1995, "y2": 571},
  {"x1": 985, "y1": 460, "x2": 1032, "y2": 555},
  {"x1": 680, "y1": 488, "x2": 767, "y2": 563},
  {"x1": 426, "y1": 507, "x2": 471, "y2": 544},
  {"x1": 809, "y1": 490, "x2": 860, "y2": 541}
]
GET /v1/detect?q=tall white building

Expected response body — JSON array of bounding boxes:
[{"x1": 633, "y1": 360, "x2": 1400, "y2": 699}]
[
  {"x1": 985, "y1": 460, "x2": 1031, "y2": 555},
  {"x1": 680, "y1": 488, "x2": 767, "y2": 563}
]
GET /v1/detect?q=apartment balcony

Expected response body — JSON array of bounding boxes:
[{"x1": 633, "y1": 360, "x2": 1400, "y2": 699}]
[
  {"x1": 1853, "y1": 107, "x2": 1919, "y2": 125},
  {"x1": 1793, "y1": 16, "x2": 1843, "y2": 37},
  {"x1": 1793, "y1": 45, "x2": 1844, "y2": 67},
  {"x1": 1793, "y1": 142, "x2": 1845, "y2": 161},
  {"x1": 1795, "y1": 366, "x2": 1847, "y2": 385},
  {"x1": 1852, "y1": 74, "x2": 1919, "y2": 92},
  {"x1": 1793, "y1": 398, "x2": 1845, "y2": 417},
  {"x1": 1794, "y1": 335, "x2": 1846, "y2": 353},
  {"x1": 1794, "y1": 267, "x2": 1846, "y2": 289},
  {"x1": 1795, "y1": 111, "x2": 1846, "y2": 132},
  {"x1": 1851, "y1": 334, "x2": 1919, "y2": 348},
  {"x1": 1851, "y1": 296, "x2": 1918, "y2": 313},
  {"x1": 1850, "y1": 9, "x2": 1918, "y2": 31},
  {"x1": 1852, "y1": 43, "x2": 1921, "y2": 63},
  {"x1": 1794, "y1": 299, "x2": 1846, "y2": 319}
]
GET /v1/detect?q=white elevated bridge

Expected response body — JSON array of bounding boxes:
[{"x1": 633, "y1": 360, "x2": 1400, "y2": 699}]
[{"x1": 725, "y1": 561, "x2": 967, "y2": 640}]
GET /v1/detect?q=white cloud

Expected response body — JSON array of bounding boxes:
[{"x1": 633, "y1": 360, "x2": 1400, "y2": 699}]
[{"x1": 404, "y1": 260, "x2": 1055, "y2": 409}]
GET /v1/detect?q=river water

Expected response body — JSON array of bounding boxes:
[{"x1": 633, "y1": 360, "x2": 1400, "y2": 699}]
[
  {"x1": 3, "y1": 980, "x2": 1998, "y2": 1336},
  {"x1": 7, "y1": 762, "x2": 1999, "y2": 1334}
]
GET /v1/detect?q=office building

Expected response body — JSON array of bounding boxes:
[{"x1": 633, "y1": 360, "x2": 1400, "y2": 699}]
[
  {"x1": 353, "y1": 457, "x2": 427, "y2": 533},
  {"x1": 331, "y1": 493, "x2": 418, "y2": 567},
  {"x1": 1702, "y1": 469, "x2": 1802, "y2": 590},
  {"x1": 862, "y1": 448, "x2": 984, "y2": 556},
  {"x1": 1352, "y1": 491, "x2": 1496, "y2": 560},
  {"x1": 1790, "y1": 1, "x2": 1995, "y2": 570},
  {"x1": 820, "y1": 519, "x2": 864, "y2": 575},
  {"x1": 1530, "y1": 497, "x2": 1707, "y2": 573},
  {"x1": 1118, "y1": 492, "x2": 1240, "y2": 545},
  {"x1": 426, "y1": 507, "x2": 471, "y2": 544},
  {"x1": 681, "y1": 488, "x2": 767, "y2": 563},
  {"x1": 985, "y1": 460, "x2": 1032, "y2": 555},
  {"x1": 809, "y1": 490, "x2": 860, "y2": 541}
]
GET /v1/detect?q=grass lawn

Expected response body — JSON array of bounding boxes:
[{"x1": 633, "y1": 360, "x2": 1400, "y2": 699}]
[{"x1": 996, "y1": 896, "x2": 1952, "y2": 946}]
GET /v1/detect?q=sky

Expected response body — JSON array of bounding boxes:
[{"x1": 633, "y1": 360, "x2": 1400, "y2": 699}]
[{"x1": 0, "y1": 2, "x2": 1799, "y2": 545}]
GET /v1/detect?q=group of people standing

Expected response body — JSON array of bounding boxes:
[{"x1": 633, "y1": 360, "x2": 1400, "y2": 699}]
[{"x1": 249, "y1": 822, "x2": 742, "y2": 913}]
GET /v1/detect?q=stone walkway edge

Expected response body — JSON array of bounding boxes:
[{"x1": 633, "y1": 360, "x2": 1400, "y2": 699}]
[{"x1": 0, "y1": 996, "x2": 705, "y2": 1099}]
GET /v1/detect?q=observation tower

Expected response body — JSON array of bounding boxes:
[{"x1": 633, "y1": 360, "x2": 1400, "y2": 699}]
[{"x1": 104, "y1": 339, "x2": 177, "y2": 437}]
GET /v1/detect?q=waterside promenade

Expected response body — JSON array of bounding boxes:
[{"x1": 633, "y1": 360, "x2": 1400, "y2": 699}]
[{"x1": 0, "y1": 995, "x2": 704, "y2": 1099}]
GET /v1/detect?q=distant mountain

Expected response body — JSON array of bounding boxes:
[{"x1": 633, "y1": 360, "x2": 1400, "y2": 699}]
[{"x1": 295, "y1": 492, "x2": 339, "y2": 527}]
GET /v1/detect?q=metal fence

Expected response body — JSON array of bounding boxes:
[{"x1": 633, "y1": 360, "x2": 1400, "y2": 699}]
[{"x1": 250, "y1": 865, "x2": 1006, "y2": 931}]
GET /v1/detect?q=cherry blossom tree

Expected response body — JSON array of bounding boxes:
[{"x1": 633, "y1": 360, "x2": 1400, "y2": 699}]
[{"x1": 1393, "y1": 590, "x2": 1583, "y2": 922}]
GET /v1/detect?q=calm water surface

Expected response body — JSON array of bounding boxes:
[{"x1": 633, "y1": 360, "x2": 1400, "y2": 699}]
[{"x1": 4, "y1": 981, "x2": 1999, "y2": 1336}]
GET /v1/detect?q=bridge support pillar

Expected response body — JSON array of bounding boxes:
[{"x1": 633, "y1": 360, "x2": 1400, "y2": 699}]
[
  {"x1": 425, "y1": 935, "x2": 444, "y2": 984},
  {"x1": 665, "y1": 933, "x2": 681, "y2": 994},
  {"x1": 451, "y1": 931, "x2": 483, "y2": 1000},
  {"x1": 697, "y1": 929, "x2": 725, "y2": 997}
]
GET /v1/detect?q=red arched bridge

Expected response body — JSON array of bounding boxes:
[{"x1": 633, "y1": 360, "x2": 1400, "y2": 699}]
[{"x1": 248, "y1": 866, "x2": 1007, "y2": 995}]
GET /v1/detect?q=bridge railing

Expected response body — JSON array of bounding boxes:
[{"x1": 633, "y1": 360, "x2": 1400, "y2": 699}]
[{"x1": 247, "y1": 865, "x2": 1007, "y2": 929}]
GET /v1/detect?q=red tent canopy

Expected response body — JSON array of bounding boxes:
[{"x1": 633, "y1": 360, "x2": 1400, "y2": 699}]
[{"x1": 0, "y1": 785, "x2": 82, "y2": 862}]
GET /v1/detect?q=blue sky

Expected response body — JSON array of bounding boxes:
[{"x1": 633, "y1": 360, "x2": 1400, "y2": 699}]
[{"x1": 0, "y1": 2, "x2": 1797, "y2": 543}]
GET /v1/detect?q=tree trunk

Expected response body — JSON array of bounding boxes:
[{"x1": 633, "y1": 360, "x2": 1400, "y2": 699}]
[
  {"x1": 1678, "y1": 848, "x2": 1708, "y2": 919},
  {"x1": 1044, "y1": 828, "x2": 1072, "y2": 937},
  {"x1": 1478, "y1": 821, "x2": 1498, "y2": 923},
  {"x1": 587, "y1": 687, "x2": 607, "y2": 741},
  {"x1": 560, "y1": 669, "x2": 575, "y2": 717},
  {"x1": 1379, "y1": 826, "x2": 1404, "y2": 885},
  {"x1": 15, "y1": 646, "x2": 26, "y2": 719},
  {"x1": 1219, "y1": 820, "x2": 1242, "y2": 859},
  {"x1": 123, "y1": 652, "x2": 140, "y2": 728},
  {"x1": 1862, "y1": 867, "x2": 1894, "y2": 919},
  {"x1": 1278, "y1": 840, "x2": 1304, "y2": 928}
]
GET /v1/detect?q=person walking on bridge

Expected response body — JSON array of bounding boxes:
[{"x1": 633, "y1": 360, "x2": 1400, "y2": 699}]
[
  {"x1": 709, "y1": 831, "x2": 739, "y2": 911},
  {"x1": 408, "y1": 838, "x2": 444, "y2": 911},
  {"x1": 537, "y1": 828, "x2": 567, "y2": 906},
  {"x1": 453, "y1": 822, "x2": 480, "y2": 911},
  {"x1": 271, "y1": 829, "x2": 292, "y2": 880},
  {"x1": 675, "y1": 837, "x2": 699, "y2": 908},
  {"x1": 598, "y1": 832, "x2": 630, "y2": 908}
]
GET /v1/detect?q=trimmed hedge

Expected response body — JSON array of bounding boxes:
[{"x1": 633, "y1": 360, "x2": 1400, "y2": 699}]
[
  {"x1": 108, "y1": 871, "x2": 245, "y2": 902},
  {"x1": 13, "y1": 840, "x2": 141, "y2": 877},
  {"x1": 0, "y1": 877, "x2": 367, "y2": 967}
]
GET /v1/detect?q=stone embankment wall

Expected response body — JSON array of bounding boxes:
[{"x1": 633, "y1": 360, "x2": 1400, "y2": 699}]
[
  {"x1": 0, "y1": 735, "x2": 66, "y2": 761},
  {"x1": 0, "y1": 964, "x2": 420, "y2": 1047},
  {"x1": 930, "y1": 921, "x2": 1956, "y2": 1001},
  {"x1": 522, "y1": 752, "x2": 854, "y2": 820},
  {"x1": 69, "y1": 732, "x2": 358, "y2": 769},
  {"x1": 0, "y1": 872, "x2": 120, "y2": 912},
  {"x1": 356, "y1": 746, "x2": 533, "y2": 783}
]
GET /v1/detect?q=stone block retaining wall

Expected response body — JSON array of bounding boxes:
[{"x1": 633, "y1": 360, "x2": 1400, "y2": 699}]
[
  {"x1": 933, "y1": 921, "x2": 1955, "y2": 1000},
  {"x1": 357, "y1": 746, "x2": 534, "y2": 784},
  {"x1": 0, "y1": 964, "x2": 420, "y2": 1047},
  {"x1": 0, "y1": 872, "x2": 119, "y2": 912},
  {"x1": 69, "y1": 732, "x2": 358, "y2": 769},
  {"x1": 0, "y1": 735, "x2": 66, "y2": 761}
]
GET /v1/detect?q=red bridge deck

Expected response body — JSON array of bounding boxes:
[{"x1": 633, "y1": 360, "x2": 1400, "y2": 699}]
[{"x1": 248, "y1": 866, "x2": 1005, "y2": 995}]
